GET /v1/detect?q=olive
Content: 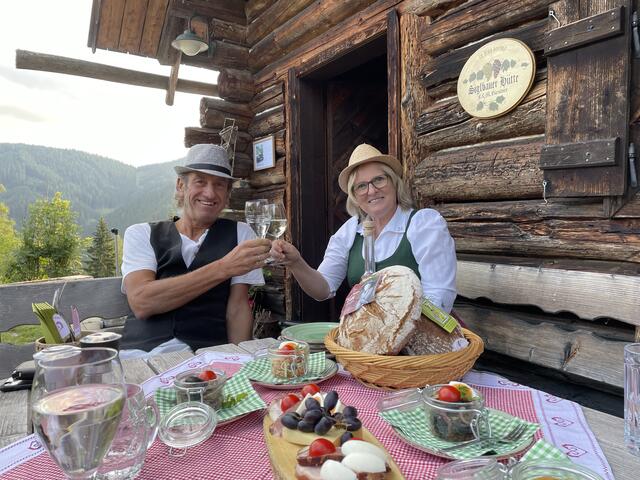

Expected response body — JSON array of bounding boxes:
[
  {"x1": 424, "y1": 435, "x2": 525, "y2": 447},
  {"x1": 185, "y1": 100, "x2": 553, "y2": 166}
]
[
  {"x1": 340, "y1": 431, "x2": 353, "y2": 445},
  {"x1": 281, "y1": 413, "x2": 300, "y2": 430},
  {"x1": 344, "y1": 417, "x2": 362, "y2": 432},
  {"x1": 303, "y1": 409, "x2": 323, "y2": 425},
  {"x1": 314, "y1": 417, "x2": 333, "y2": 435},
  {"x1": 305, "y1": 398, "x2": 321, "y2": 411},
  {"x1": 297, "y1": 420, "x2": 315, "y2": 433},
  {"x1": 324, "y1": 391, "x2": 339, "y2": 411},
  {"x1": 342, "y1": 406, "x2": 358, "y2": 418},
  {"x1": 184, "y1": 375, "x2": 203, "y2": 383}
]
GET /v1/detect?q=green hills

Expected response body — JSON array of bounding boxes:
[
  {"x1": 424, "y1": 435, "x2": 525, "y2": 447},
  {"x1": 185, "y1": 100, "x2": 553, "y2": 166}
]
[{"x1": 0, "y1": 143, "x2": 181, "y2": 235}]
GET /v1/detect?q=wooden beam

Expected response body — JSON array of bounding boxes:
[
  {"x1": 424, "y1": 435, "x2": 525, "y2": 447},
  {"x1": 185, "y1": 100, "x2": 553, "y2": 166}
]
[
  {"x1": 387, "y1": 9, "x2": 401, "y2": 159},
  {"x1": 175, "y1": 0, "x2": 246, "y2": 25},
  {"x1": 118, "y1": 0, "x2": 149, "y2": 53},
  {"x1": 87, "y1": 0, "x2": 102, "y2": 53},
  {"x1": 15, "y1": 50, "x2": 218, "y2": 97},
  {"x1": 139, "y1": 0, "x2": 170, "y2": 57},
  {"x1": 246, "y1": 0, "x2": 315, "y2": 46},
  {"x1": 96, "y1": 0, "x2": 126, "y2": 50},
  {"x1": 457, "y1": 260, "x2": 640, "y2": 326},
  {"x1": 165, "y1": 50, "x2": 181, "y2": 105},
  {"x1": 246, "y1": 0, "x2": 278, "y2": 24}
]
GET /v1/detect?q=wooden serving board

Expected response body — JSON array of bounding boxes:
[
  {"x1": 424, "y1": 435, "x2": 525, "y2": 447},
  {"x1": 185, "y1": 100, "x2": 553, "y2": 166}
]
[{"x1": 263, "y1": 416, "x2": 405, "y2": 480}]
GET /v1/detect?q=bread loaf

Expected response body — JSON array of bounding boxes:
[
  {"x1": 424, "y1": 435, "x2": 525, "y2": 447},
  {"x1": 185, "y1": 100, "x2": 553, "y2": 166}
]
[
  {"x1": 337, "y1": 265, "x2": 422, "y2": 355},
  {"x1": 402, "y1": 315, "x2": 468, "y2": 355}
]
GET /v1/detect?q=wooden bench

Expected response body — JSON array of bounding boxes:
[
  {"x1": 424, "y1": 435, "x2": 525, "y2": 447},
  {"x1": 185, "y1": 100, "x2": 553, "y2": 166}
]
[
  {"x1": 455, "y1": 260, "x2": 640, "y2": 391},
  {"x1": 0, "y1": 277, "x2": 131, "y2": 378}
]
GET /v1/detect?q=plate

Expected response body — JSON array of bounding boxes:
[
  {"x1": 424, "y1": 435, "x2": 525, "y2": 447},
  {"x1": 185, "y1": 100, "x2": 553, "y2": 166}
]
[
  {"x1": 391, "y1": 411, "x2": 536, "y2": 460},
  {"x1": 280, "y1": 322, "x2": 339, "y2": 345},
  {"x1": 250, "y1": 358, "x2": 338, "y2": 390}
]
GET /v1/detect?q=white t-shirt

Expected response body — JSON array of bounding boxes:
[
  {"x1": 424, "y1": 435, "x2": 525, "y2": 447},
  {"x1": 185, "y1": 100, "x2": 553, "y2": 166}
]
[
  {"x1": 121, "y1": 221, "x2": 264, "y2": 293},
  {"x1": 317, "y1": 207, "x2": 457, "y2": 312}
]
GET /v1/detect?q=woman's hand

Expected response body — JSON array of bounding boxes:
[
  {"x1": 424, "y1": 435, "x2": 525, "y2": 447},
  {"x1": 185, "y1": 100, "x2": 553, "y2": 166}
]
[{"x1": 270, "y1": 239, "x2": 302, "y2": 266}]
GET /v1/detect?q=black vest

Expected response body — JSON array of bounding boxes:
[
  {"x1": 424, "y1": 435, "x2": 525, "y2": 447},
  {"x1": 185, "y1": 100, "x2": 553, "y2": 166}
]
[{"x1": 121, "y1": 218, "x2": 237, "y2": 352}]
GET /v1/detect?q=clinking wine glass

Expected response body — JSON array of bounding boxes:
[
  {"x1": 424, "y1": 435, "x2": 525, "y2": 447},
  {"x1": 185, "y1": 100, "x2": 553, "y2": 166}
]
[
  {"x1": 266, "y1": 202, "x2": 287, "y2": 264},
  {"x1": 31, "y1": 347, "x2": 126, "y2": 480},
  {"x1": 245, "y1": 199, "x2": 271, "y2": 239}
]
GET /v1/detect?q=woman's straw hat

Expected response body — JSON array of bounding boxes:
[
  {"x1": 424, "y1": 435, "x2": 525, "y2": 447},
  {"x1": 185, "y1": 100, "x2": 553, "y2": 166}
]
[{"x1": 338, "y1": 144, "x2": 403, "y2": 193}]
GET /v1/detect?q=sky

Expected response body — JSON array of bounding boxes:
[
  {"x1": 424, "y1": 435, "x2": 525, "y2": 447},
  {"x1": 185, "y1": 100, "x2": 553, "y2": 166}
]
[{"x1": 0, "y1": 1, "x2": 218, "y2": 167}]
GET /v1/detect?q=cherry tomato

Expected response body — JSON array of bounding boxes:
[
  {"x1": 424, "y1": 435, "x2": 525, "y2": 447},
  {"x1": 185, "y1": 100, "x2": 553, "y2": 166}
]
[
  {"x1": 308, "y1": 438, "x2": 337, "y2": 457},
  {"x1": 198, "y1": 369, "x2": 217, "y2": 381},
  {"x1": 437, "y1": 385, "x2": 461, "y2": 402},
  {"x1": 300, "y1": 384, "x2": 320, "y2": 397},
  {"x1": 280, "y1": 393, "x2": 301, "y2": 411}
]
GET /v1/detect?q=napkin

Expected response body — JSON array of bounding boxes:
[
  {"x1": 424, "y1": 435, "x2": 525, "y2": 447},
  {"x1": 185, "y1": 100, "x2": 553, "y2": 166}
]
[
  {"x1": 155, "y1": 373, "x2": 266, "y2": 423},
  {"x1": 379, "y1": 406, "x2": 539, "y2": 459},
  {"x1": 520, "y1": 438, "x2": 570, "y2": 463},
  {"x1": 238, "y1": 351, "x2": 327, "y2": 385}
]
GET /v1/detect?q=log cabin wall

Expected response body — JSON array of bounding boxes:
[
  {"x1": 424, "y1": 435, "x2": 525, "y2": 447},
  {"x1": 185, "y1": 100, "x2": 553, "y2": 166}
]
[{"x1": 175, "y1": 0, "x2": 638, "y2": 392}]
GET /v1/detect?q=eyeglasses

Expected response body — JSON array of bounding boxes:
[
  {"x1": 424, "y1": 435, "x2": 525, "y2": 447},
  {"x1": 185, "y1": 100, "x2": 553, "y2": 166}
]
[{"x1": 353, "y1": 175, "x2": 389, "y2": 196}]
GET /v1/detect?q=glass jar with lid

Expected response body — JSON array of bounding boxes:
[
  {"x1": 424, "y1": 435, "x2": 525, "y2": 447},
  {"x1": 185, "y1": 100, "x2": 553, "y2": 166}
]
[
  {"x1": 174, "y1": 367, "x2": 227, "y2": 411},
  {"x1": 510, "y1": 459, "x2": 603, "y2": 480},
  {"x1": 436, "y1": 458, "x2": 507, "y2": 480}
]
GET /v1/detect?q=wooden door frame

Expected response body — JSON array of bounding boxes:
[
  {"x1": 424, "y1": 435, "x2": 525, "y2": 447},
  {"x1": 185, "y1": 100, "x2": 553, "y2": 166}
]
[{"x1": 287, "y1": 9, "x2": 402, "y2": 322}]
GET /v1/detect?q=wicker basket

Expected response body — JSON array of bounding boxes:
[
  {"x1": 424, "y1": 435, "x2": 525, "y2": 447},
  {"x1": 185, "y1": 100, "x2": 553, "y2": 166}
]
[{"x1": 324, "y1": 327, "x2": 484, "y2": 390}]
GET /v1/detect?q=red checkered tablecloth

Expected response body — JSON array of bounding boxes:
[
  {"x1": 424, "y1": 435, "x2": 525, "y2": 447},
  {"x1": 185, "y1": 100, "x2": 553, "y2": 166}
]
[{"x1": 0, "y1": 373, "x2": 541, "y2": 480}]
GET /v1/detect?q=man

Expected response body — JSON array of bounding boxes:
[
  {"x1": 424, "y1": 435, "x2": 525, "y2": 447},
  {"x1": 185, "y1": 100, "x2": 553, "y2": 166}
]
[{"x1": 119, "y1": 144, "x2": 271, "y2": 357}]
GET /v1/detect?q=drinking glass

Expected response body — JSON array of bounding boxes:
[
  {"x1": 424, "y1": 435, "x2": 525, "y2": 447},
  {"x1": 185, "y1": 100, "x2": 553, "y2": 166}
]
[
  {"x1": 31, "y1": 348, "x2": 126, "y2": 480},
  {"x1": 96, "y1": 384, "x2": 159, "y2": 480},
  {"x1": 625, "y1": 343, "x2": 640, "y2": 456},
  {"x1": 245, "y1": 199, "x2": 271, "y2": 239},
  {"x1": 266, "y1": 202, "x2": 287, "y2": 264}
]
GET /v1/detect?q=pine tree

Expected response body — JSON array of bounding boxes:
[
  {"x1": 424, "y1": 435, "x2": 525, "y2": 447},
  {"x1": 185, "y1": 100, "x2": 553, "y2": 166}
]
[
  {"x1": 0, "y1": 185, "x2": 19, "y2": 282},
  {"x1": 85, "y1": 217, "x2": 116, "y2": 278}
]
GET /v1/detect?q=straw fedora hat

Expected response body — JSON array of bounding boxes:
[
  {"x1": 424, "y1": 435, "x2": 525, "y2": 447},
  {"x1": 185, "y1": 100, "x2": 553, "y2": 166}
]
[
  {"x1": 338, "y1": 144, "x2": 403, "y2": 193},
  {"x1": 174, "y1": 144, "x2": 237, "y2": 180}
]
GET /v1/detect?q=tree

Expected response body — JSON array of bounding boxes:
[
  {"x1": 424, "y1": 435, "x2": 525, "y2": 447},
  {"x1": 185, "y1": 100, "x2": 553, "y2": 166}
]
[
  {"x1": 9, "y1": 192, "x2": 83, "y2": 281},
  {"x1": 0, "y1": 185, "x2": 19, "y2": 282},
  {"x1": 85, "y1": 217, "x2": 116, "y2": 278}
]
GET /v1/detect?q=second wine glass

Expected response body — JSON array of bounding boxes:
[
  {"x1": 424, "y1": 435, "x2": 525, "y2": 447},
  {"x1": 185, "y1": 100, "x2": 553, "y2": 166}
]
[{"x1": 245, "y1": 199, "x2": 271, "y2": 239}]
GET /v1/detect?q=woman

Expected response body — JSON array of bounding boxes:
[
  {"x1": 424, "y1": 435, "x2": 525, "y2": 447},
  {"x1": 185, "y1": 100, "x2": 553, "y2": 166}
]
[{"x1": 271, "y1": 143, "x2": 457, "y2": 313}]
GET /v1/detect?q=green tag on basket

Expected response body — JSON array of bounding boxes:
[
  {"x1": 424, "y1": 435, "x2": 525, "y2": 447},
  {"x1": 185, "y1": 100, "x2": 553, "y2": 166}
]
[{"x1": 421, "y1": 298, "x2": 458, "y2": 333}]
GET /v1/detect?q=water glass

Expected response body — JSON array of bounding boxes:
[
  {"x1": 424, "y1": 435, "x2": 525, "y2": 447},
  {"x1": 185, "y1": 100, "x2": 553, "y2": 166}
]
[
  {"x1": 96, "y1": 384, "x2": 159, "y2": 480},
  {"x1": 624, "y1": 343, "x2": 640, "y2": 456}
]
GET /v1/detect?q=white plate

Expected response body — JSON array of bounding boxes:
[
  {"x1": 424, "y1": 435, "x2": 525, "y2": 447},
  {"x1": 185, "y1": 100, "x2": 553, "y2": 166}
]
[
  {"x1": 391, "y1": 411, "x2": 535, "y2": 460},
  {"x1": 250, "y1": 359, "x2": 338, "y2": 390}
]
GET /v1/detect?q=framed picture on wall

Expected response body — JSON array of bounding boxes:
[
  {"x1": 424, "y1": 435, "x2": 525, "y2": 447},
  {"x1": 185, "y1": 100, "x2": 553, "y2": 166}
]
[{"x1": 252, "y1": 135, "x2": 275, "y2": 171}]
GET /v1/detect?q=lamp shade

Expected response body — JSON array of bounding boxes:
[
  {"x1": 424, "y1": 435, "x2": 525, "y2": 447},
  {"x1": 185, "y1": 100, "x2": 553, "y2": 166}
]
[{"x1": 171, "y1": 29, "x2": 209, "y2": 56}]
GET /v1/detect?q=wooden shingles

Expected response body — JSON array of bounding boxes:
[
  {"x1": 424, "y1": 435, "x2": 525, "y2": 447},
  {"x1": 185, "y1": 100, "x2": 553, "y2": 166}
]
[
  {"x1": 119, "y1": 0, "x2": 150, "y2": 53},
  {"x1": 96, "y1": 0, "x2": 126, "y2": 50},
  {"x1": 139, "y1": 0, "x2": 170, "y2": 57}
]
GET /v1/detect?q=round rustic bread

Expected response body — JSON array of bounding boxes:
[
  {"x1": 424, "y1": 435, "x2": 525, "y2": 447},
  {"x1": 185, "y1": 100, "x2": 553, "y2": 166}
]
[{"x1": 337, "y1": 265, "x2": 422, "y2": 355}]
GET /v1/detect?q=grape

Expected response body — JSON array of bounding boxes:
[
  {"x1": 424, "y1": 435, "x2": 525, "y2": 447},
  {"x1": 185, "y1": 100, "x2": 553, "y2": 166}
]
[
  {"x1": 333, "y1": 412, "x2": 344, "y2": 422},
  {"x1": 344, "y1": 417, "x2": 362, "y2": 432},
  {"x1": 298, "y1": 420, "x2": 315, "y2": 433},
  {"x1": 303, "y1": 409, "x2": 323, "y2": 425},
  {"x1": 340, "y1": 431, "x2": 353, "y2": 445},
  {"x1": 305, "y1": 398, "x2": 321, "y2": 411},
  {"x1": 323, "y1": 414, "x2": 336, "y2": 426},
  {"x1": 324, "y1": 391, "x2": 338, "y2": 411},
  {"x1": 314, "y1": 417, "x2": 334, "y2": 435},
  {"x1": 342, "y1": 406, "x2": 358, "y2": 418},
  {"x1": 281, "y1": 413, "x2": 300, "y2": 430}
]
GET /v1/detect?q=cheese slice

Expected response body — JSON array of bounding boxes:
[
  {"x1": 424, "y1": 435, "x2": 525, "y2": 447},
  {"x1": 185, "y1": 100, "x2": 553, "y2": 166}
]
[{"x1": 282, "y1": 426, "x2": 362, "y2": 446}]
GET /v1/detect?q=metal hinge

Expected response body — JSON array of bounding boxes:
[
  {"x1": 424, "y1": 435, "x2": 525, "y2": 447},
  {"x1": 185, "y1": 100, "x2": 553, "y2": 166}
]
[
  {"x1": 633, "y1": 11, "x2": 640, "y2": 57},
  {"x1": 629, "y1": 142, "x2": 638, "y2": 187}
]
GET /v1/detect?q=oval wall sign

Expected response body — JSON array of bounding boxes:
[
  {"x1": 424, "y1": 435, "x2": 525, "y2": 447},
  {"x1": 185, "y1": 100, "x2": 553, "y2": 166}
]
[{"x1": 457, "y1": 38, "x2": 536, "y2": 119}]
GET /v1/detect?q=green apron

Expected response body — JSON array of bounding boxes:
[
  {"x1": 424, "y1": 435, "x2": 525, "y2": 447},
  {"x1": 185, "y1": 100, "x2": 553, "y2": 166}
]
[{"x1": 346, "y1": 210, "x2": 420, "y2": 287}]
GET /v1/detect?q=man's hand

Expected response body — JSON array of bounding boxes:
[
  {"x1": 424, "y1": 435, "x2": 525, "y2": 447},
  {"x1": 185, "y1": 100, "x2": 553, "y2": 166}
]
[
  {"x1": 270, "y1": 239, "x2": 302, "y2": 266},
  {"x1": 219, "y1": 238, "x2": 271, "y2": 277}
]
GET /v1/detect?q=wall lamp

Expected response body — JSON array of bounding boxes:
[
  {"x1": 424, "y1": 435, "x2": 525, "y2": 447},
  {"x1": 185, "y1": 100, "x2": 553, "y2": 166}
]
[{"x1": 171, "y1": 15, "x2": 212, "y2": 56}]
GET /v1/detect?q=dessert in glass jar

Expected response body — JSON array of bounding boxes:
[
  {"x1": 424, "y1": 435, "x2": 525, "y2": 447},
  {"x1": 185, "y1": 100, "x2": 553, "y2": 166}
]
[
  {"x1": 269, "y1": 341, "x2": 309, "y2": 380},
  {"x1": 174, "y1": 367, "x2": 227, "y2": 411},
  {"x1": 510, "y1": 459, "x2": 603, "y2": 480},
  {"x1": 422, "y1": 383, "x2": 488, "y2": 442}
]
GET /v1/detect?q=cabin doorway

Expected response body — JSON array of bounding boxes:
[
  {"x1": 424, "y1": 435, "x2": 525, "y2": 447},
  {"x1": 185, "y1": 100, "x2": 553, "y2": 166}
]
[{"x1": 289, "y1": 34, "x2": 393, "y2": 323}]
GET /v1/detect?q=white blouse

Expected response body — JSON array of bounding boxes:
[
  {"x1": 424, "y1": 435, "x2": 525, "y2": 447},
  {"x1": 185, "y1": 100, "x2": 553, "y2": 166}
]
[{"x1": 317, "y1": 207, "x2": 457, "y2": 313}]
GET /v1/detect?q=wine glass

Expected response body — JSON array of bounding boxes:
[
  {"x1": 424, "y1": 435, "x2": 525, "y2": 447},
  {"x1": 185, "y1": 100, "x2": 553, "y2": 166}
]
[
  {"x1": 245, "y1": 199, "x2": 271, "y2": 239},
  {"x1": 31, "y1": 348, "x2": 126, "y2": 480},
  {"x1": 265, "y1": 202, "x2": 287, "y2": 264}
]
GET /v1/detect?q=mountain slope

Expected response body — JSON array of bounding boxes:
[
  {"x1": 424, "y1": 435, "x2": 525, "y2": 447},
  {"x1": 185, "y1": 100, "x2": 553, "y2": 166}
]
[{"x1": 0, "y1": 143, "x2": 181, "y2": 235}]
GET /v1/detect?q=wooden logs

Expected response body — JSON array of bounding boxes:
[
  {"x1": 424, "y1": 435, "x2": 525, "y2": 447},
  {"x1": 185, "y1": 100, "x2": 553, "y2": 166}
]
[
  {"x1": 419, "y1": 0, "x2": 550, "y2": 56},
  {"x1": 252, "y1": 82, "x2": 284, "y2": 113},
  {"x1": 249, "y1": 157, "x2": 286, "y2": 188},
  {"x1": 181, "y1": 40, "x2": 249, "y2": 71},
  {"x1": 232, "y1": 152, "x2": 252, "y2": 178},
  {"x1": 249, "y1": 0, "x2": 377, "y2": 72},
  {"x1": 247, "y1": 0, "x2": 316, "y2": 46},
  {"x1": 184, "y1": 127, "x2": 252, "y2": 152},
  {"x1": 249, "y1": 105, "x2": 285, "y2": 138},
  {"x1": 200, "y1": 98, "x2": 253, "y2": 130},
  {"x1": 210, "y1": 19, "x2": 247, "y2": 46},
  {"x1": 218, "y1": 69, "x2": 254, "y2": 102},
  {"x1": 246, "y1": 0, "x2": 278, "y2": 24},
  {"x1": 413, "y1": 138, "x2": 544, "y2": 202},
  {"x1": 229, "y1": 184, "x2": 284, "y2": 210},
  {"x1": 417, "y1": 82, "x2": 546, "y2": 151}
]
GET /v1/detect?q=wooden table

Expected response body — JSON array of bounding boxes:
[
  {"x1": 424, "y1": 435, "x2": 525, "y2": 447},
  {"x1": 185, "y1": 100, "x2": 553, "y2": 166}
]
[{"x1": 0, "y1": 339, "x2": 635, "y2": 479}]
